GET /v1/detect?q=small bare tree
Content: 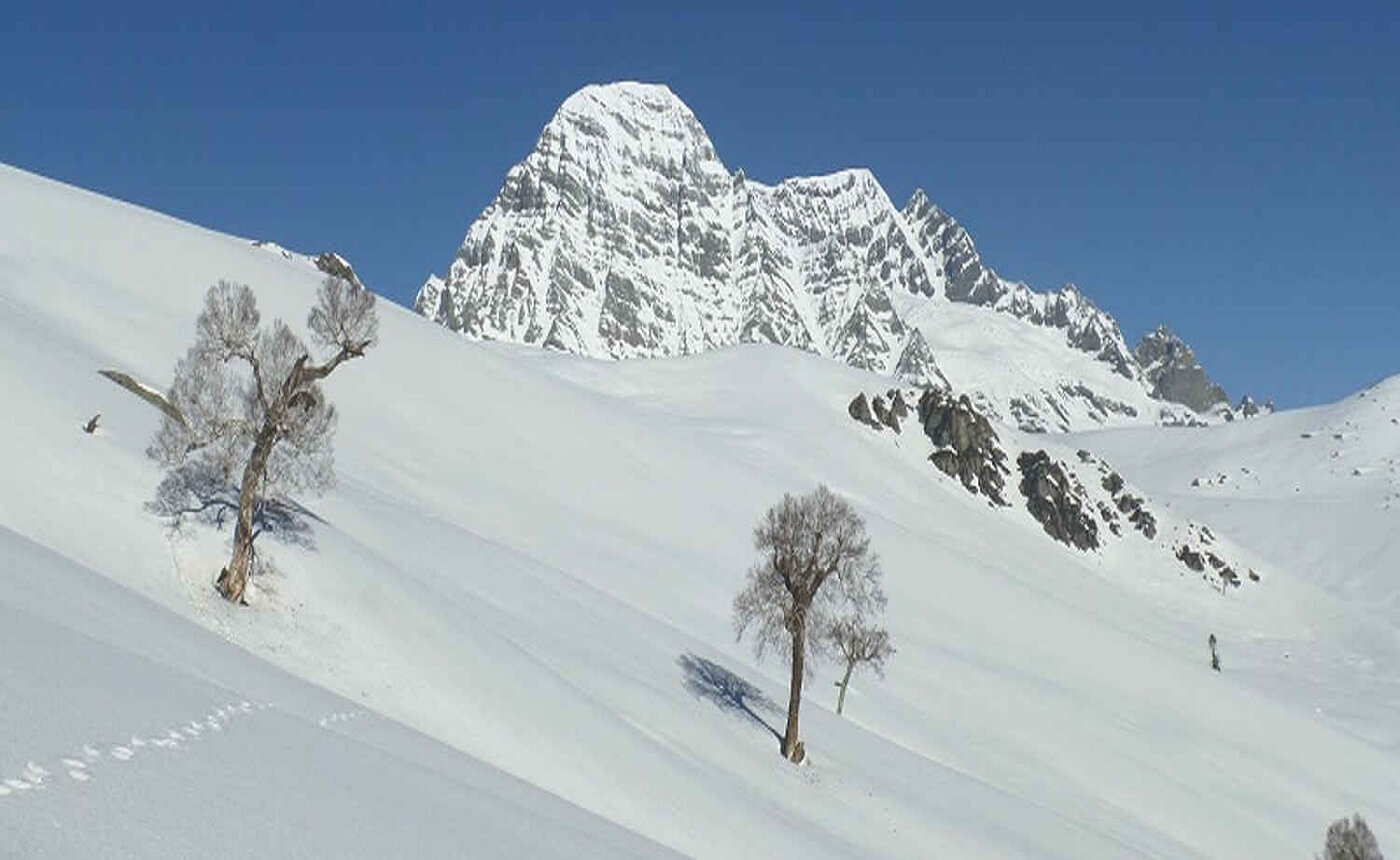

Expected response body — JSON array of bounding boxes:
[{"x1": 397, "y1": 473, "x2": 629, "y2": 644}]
[
  {"x1": 829, "y1": 617, "x2": 894, "y2": 716},
  {"x1": 148, "y1": 277, "x2": 378, "y2": 604},
  {"x1": 733, "y1": 485, "x2": 885, "y2": 762},
  {"x1": 1321, "y1": 814, "x2": 1384, "y2": 860}
]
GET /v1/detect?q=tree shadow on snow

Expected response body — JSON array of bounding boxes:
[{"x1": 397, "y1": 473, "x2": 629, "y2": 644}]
[
  {"x1": 678, "y1": 653, "x2": 781, "y2": 741},
  {"x1": 148, "y1": 474, "x2": 325, "y2": 553}
]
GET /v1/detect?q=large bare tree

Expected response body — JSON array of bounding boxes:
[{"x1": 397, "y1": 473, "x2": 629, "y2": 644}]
[
  {"x1": 733, "y1": 485, "x2": 885, "y2": 762},
  {"x1": 828, "y1": 616, "x2": 894, "y2": 716},
  {"x1": 148, "y1": 277, "x2": 378, "y2": 604}
]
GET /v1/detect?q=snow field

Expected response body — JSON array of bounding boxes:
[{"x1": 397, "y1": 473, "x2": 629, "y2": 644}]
[{"x1": 1, "y1": 162, "x2": 1396, "y2": 857}]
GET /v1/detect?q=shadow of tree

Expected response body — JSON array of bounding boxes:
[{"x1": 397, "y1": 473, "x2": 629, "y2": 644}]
[
  {"x1": 678, "y1": 653, "x2": 781, "y2": 741},
  {"x1": 148, "y1": 471, "x2": 323, "y2": 553}
]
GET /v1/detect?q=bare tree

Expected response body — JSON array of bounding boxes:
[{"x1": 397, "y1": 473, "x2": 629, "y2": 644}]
[
  {"x1": 1321, "y1": 814, "x2": 1384, "y2": 860},
  {"x1": 828, "y1": 616, "x2": 894, "y2": 716},
  {"x1": 148, "y1": 277, "x2": 378, "y2": 604},
  {"x1": 733, "y1": 485, "x2": 885, "y2": 762}
]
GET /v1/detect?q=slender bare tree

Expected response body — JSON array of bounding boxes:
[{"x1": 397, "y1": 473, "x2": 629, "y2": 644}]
[
  {"x1": 733, "y1": 485, "x2": 885, "y2": 762},
  {"x1": 828, "y1": 617, "x2": 894, "y2": 716},
  {"x1": 148, "y1": 277, "x2": 378, "y2": 604}
]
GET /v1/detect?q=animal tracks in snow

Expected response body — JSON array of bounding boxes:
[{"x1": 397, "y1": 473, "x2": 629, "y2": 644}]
[
  {"x1": 0, "y1": 699, "x2": 274, "y2": 801},
  {"x1": 316, "y1": 709, "x2": 369, "y2": 728},
  {"x1": 0, "y1": 700, "x2": 380, "y2": 801},
  {"x1": 1, "y1": 700, "x2": 376, "y2": 802}
]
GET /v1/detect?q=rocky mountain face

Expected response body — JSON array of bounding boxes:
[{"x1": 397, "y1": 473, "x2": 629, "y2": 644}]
[
  {"x1": 848, "y1": 384, "x2": 1258, "y2": 591},
  {"x1": 900, "y1": 192, "x2": 1137, "y2": 379},
  {"x1": 418, "y1": 82, "x2": 1228, "y2": 429},
  {"x1": 917, "y1": 388, "x2": 1011, "y2": 505},
  {"x1": 1133, "y1": 325, "x2": 1230, "y2": 413}
]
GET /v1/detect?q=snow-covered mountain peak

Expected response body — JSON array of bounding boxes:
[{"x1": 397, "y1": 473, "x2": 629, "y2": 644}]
[
  {"x1": 558, "y1": 80, "x2": 690, "y2": 118},
  {"x1": 417, "y1": 83, "x2": 1233, "y2": 431},
  {"x1": 549, "y1": 81, "x2": 719, "y2": 164}
]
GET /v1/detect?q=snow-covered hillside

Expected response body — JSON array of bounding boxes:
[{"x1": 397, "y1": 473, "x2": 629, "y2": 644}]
[
  {"x1": 0, "y1": 525, "x2": 676, "y2": 858},
  {"x1": 1075, "y1": 382, "x2": 1400, "y2": 743},
  {"x1": 415, "y1": 82, "x2": 1213, "y2": 432},
  {"x1": 1, "y1": 162, "x2": 1396, "y2": 858}
]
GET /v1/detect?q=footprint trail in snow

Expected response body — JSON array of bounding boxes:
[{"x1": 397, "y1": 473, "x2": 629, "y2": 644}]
[{"x1": 0, "y1": 699, "x2": 339, "y2": 799}]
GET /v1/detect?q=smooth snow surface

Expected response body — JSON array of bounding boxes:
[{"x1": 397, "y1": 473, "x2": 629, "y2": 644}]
[{"x1": 1, "y1": 162, "x2": 1396, "y2": 858}]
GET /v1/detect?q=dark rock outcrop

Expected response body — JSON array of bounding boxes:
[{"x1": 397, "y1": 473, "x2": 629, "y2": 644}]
[
  {"x1": 1115, "y1": 493, "x2": 1158, "y2": 539},
  {"x1": 871, "y1": 395, "x2": 890, "y2": 426},
  {"x1": 918, "y1": 389, "x2": 1009, "y2": 504},
  {"x1": 1097, "y1": 501, "x2": 1123, "y2": 535},
  {"x1": 1205, "y1": 552, "x2": 1240, "y2": 588},
  {"x1": 888, "y1": 389, "x2": 909, "y2": 421},
  {"x1": 1176, "y1": 545, "x2": 1205, "y2": 572},
  {"x1": 848, "y1": 392, "x2": 877, "y2": 428},
  {"x1": 1016, "y1": 451, "x2": 1100, "y2": 550},
  {"x1": 851, "y1": 387, "x2": 913, "y2": 433},
  {"x1": 1134, "y1": 325, "x2": 1229, "y2": 413}
]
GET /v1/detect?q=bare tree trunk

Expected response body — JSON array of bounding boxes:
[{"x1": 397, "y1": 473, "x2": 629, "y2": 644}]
[
  {"x1": 836, "y1": 659, "x2": 855, "y2": 715},
  {"x1": 216, "y1": 420, "x2": 278, "y2": 604},
  {"x1": 782, "y1": 621, "x2": 806, "y2": 762}
]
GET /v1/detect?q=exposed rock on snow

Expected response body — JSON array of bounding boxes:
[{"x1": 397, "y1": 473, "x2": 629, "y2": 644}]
[
  {"x1": 918, "y1": 389, "x2": 1010, "y2": 504},
  {"x1": 850, "y1": 388, "x2": 913, "y2": 433},
  {"x1": 1134, "y1": 324, "x2": 1229, "y2": 413},
  {"x1": 848, "y1": 392, "x2": 877, "y2": 428},
  {"x1": 1116, "y1": 493, "x2": 1158, "y2": 540},
  {"x1": 855, "y1": 391, "x2": 1246, "y2": 588},
  {"x1": 1171, "y1": 523, "x2": 1253, "y2": 590},
  {"x1": 1017, "y1": 451, "x2": 1100, "y2": 551},
  {"x1": 1176, "y1": 544, "x2": 1206, "y2": 572}
]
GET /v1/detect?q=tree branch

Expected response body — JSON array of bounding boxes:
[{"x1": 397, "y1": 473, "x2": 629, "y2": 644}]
[
  {"x1": 170, "y1": 497, "x2": 239, "y2": 518},
  {"x1": 246, "y1": 349, "x2": 268, "y2": 411},
  {"x1": 300, "y1": 340, "x2": 371, "y2": 384}
]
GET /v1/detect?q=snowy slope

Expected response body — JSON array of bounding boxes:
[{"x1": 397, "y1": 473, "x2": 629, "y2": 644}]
[
  {"x1": 1, "y1": 162, "x2": 1397, "y2": 858},
  {"x1": 1073, "y1": 381, "x2": 1400, "y2": 743},
  {"x1": 1077, "y1": 378, "x2": 1400, "y2": 610},
  {"x1": 0, "y1": 525, "x2": 676, "y2": 859},
  {"x1": 416, "y1": 82, "x2": 1209, "y2": 432}
]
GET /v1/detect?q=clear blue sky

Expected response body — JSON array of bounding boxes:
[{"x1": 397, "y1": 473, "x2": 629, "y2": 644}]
[{"x1": 4, "y1": 2, "x2": 1396, "y2": 407}]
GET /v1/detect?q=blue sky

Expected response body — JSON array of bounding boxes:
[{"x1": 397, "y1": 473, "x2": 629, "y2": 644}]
[{"x1": 3, "y1": 2, "x2": 1395, "y2": 406}]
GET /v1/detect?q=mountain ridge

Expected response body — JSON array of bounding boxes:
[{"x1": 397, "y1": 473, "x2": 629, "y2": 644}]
[{"x1": 416, "y1": 81, "x2": 1224, "y2": 431}]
